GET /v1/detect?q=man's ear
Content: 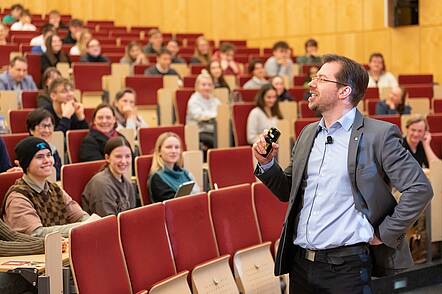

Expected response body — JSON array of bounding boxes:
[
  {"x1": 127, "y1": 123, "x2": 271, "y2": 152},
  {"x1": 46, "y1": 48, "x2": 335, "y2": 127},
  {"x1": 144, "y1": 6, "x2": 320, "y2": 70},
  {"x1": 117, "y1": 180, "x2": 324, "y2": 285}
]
[{"x1": 339, "y1": 86, "x2": 352, "y2": 100}]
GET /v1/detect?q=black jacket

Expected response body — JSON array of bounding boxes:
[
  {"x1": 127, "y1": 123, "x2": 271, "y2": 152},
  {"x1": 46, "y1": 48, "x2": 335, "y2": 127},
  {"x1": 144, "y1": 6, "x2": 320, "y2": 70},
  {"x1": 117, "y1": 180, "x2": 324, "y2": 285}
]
[
  {"x1": 79, "y1": 54, "x2": 109, "y2": 63},
  {"x1": 79, "y1": 128, "x2": 109, "y2": 162},
  {"x1": 43, "y1": 104, "x2": 89, "y2": 134}
]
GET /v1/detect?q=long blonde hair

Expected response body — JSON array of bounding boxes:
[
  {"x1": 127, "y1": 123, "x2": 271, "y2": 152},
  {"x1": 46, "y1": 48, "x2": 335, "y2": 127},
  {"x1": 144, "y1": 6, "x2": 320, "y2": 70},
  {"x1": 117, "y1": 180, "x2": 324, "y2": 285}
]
[
  {"x1": 77, "y1": 30, "x2": 92, "y2": 55},
  {"x1": 193, "y1": 36, "x2": 212, "y2": 65},
  {"x1": 150, "y1": 132, "x2": 184, "y2": 174}
]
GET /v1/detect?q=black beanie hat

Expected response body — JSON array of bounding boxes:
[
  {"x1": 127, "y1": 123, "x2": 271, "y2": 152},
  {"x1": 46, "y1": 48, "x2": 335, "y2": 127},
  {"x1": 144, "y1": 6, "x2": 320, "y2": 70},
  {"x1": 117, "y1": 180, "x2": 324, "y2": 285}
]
[{"x1": 15, "y1": 137, "x2": 52, "y2": 174}]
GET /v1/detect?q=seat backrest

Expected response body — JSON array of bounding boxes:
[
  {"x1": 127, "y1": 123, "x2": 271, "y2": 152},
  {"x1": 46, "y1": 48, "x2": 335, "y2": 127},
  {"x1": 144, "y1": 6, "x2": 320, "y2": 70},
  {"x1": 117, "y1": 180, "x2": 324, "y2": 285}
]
[
  {"x1": 25, "y1": 53, "x2": 42, "y2": 87},
  {"x1": 209, "y1": 184, "x2": 262, "y2": 257},
  {"x1": 189, "y1": 64, "x2": 206, "y2": 75},
  {"x1": 236, "y1": 88, "x2": 258, "y2": 102},
  {"x1": 288, "y1": 87, "x2": 307, "y2": 102},
  {"x1": 21, "y1": 91, "x2": 39, "y2": 108},
  {"x1": 252, "y1": 183, "x2": 288, "y2": 245},
  {"x1": 182, "y1": 76, "x2": 197, "y2": 88},
  {"x1": 164, "y1": 193, "x2": 219, "y2": 272},
  {"x1": 434, "y1": 99, "x2": 442, "y2": 114},
  {"x1": 293, "y1": 75, "x2": 307, "y2": 86},
  {"x1": 404, "y1": 85, "x2": 433, "y2": 99},
  {"x1": 0, "y1": 171, "x2": 23, "y2": 207},
  {"x1": 427, "y1": 114, "x2": 442, "y2": 133},
  {"x1": 73, "y1": 63, "x2": 111, "y2": 92},
  {"x1": 366, "y1": 99, "x2": 379, "y2": 116},
  {"x1": 231, "y1": 103, "x2": 255, "y2": 146},
  {"x1": 207, "y1": 146, "x2": 255, "y2": 189},
  {"x1": 125, "y1": 75, "x2": 163, "y2": 106},
  {"x1": 0, "y1": 44, "x2": 19, "y2": 67},
  {"x1": 0, "y1": 133, "x2": 28, "y2": 162},
  {"x1": 118, "y1": 203, "x2": 176, "y2": 292},
  {"x1": 61, "y1": 160, "x2": 105, "y2": 205},
  {"x1": 133, "y1": 64, "x2": 150, "y2": 75},
  {"x1": 138, "y1": 125, "x2": 185, "y2": 155},
  {"x1": 299, "y1": 100, "x2": 317, "y2": 118},
  {"x1": 174, "y1": 88, "x2": 194, "y2": 124},
  {"x1": 66, "y1": 129, "x2": 89, "y2": 163},
  {"x1": 9, "y1": 109, "x2": 34, "y2": 133},
  {"x1": 398, "y1": 74, "x2": 433, "y2": 85},
  {"x1": 371, "y1": 115, "x2": 401, "y2": 131},
  {"x1": 83, "y1": 107, "x2": 95, "y2": 124},
  {"x1": 293, "y1": 117, "x2": 320, "y2": 138},
  {"x1": 364, "y1": 87, "x2": 380, "y2": 100},
  {"x1": 70, "y1": 215, "x2": 132, "y2": 294},
  {"x1": 134, "y1": 155, "x2": 153, "y2": 205},
  {"x1": 430, "y1": 133, "x2": 442, "y2": 159}
]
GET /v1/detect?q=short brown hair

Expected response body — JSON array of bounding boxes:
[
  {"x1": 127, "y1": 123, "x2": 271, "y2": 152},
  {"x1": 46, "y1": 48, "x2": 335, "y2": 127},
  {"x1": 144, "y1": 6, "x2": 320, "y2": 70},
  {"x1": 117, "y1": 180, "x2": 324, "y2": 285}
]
[
  {"x1": 10, "y1": 56, "x2": 27, "y2": 67},
  {"x1": 48, "y1": 77, "x2": 72, "y2": 94},
  {"x1": 219, "y1": 42, "x2": 235, "y2": 53},
  {"x1": 248, "y1": 59, "x2": 263, "y2": 74}
]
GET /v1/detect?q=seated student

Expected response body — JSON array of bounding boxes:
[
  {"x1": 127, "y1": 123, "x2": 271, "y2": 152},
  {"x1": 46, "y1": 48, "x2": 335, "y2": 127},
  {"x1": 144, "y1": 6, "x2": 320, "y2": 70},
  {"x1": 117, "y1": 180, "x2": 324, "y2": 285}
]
[
  {"x1": 296, "y1": 38, "x2": 322, "y2": 65},
  {"x1": 149, "y1": 132, "x2": 200, "y2": 203},
  {"x1": 403, "y1": 115, "x2": 440, "y2": 169},
  {"x1": 271, "y1": 75, "x2": 293, "y2": 101},
  {"x1": 375, "y1": 86, "x2": 411, "y2": 115},
  {"x1": 69, "y1": 29, "x2": 92, "y2": 56},
  {"x1": 0, "y1": 56, "x2": 37, "y2": 91},
  {"x1": 43, "y1": 78, "x2": 88, "y2": 133},
  {"x1": 113, "y1": 88, "x2": 147, "y2": 131},
  {"x1": 367, "y1": 52, "x2": 398, "y2": 88},
  {"x1": 246, "y1": 84, "x2": 283, "y2": 144},
  {"x1": 2, "y1": 137, "x2": 92, "y2": 237},
  {"x1": 30, "y1": 23, "x2": 56, "y2": 54},
  {"x1": 37, "y1": 67, "x2": 62, "y2": 108},
  {"x1": 186, "y1": 73, "x2": 221, "y2": 150},
  {"x1": 0, "y1": 23, "x2": 9, "y2": 45},
  {"x1": 214, "y1": 42, "x2": 241, "y2": 75},
  {"x1": 79, "y1": 103, "x2": 122, "y2": 162},
  {"x1": 243, "y1": 59, "x2": 268, "y2": 89},
  {"x1": 79, "y1": 38, "x2": 109, "y2": 63},
  {"x1": 0, "y1": 138, "x2": 22, "y2": 173},
  {"x1": 143, "y1": 28, "x2": 164, "y2": 55},
  {"x1": 2, "y1": 4, "x2": 24, "y2": 25},
  {"x1": 207, "y1": 60, "x2": 230, "y2": 91},
  {"x1": 190, "y1": 36, "x2": 212, "y2": 65},
  {"x1": 166, "y1": 39, "x2": 186, "y2": 64},
  {"x1": 63, "y1": 18, "x2": 83, "y2": 45},
  {"x1": 46, "y1": 10, "x2": 68, "y2": 30},
  {"x1": 82, "y1": 137, "x2": 136, "y2": 216},
  {"x1": 264, "y1": 41, "x2": 293, "y2": 80},
  {"x1": 120, "y1": 41, "x2": 148, "y2": 68},
  {"x1": 144, "y1": 48, "x2": 181, "y2": 77},
  {"x1": 10, "y1": 10, "x2": 36, "y2": 31},
  {"x1": 26, "y1": 108, "x2": 62, "y2": 180},
  {"x1": 40, "y1": 34, "x2": 70, "y2": 75}
]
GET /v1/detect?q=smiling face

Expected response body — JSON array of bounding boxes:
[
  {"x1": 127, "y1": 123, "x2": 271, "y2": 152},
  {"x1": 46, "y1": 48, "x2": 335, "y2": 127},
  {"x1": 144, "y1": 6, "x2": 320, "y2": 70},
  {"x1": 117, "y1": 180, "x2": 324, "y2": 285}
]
[
  {"x1": 368, "y1": 56, "x2": 384, "y2": 73},
  {"x1": 30, "y1": 117, "x2": 54, "y2": 141},
  {"x1": 406, "y1": 121, "x2": 426, "y2": 146},
  {"x1": 196, "y1": 76, "x2": 214, "y2": 98},
  {"x1": 272, "y1": 76, "x2": 285, "y2": 95},
  {"x1": 51, "y1": 35, "x2": 63, "y2": 52},
  {"x1": 166, "y1": 41, "x2": 179, "y2": 56},
  {"x1": 51, "y1": 83, "x2": 72, "y2": 104},
  {"x1": 27, "y1": 149, "x2": 54, "y2": 179},
  {"x1": 106, "y1": 145, "x2": 132, "y2": 176},
  {"x1": 264, "y1": 89, "x2": 277, "y2": 109},
  {"x1": 253, "y1": 63, "x2": 265, "y2": 79},
  {"x1": 157, "y1": 53, "x2": 172, "y2": 69},
  {"x1": 87, "y1": 39, "x2": 101, "y2": 56},
  {"x1": 160, "y1": 136, "x2": 181, "y2": 167},
  {"x1": 209, "y1": 61, "x2": 222, "y2": 79},
  {"x1": 94, "y1": 107, "x2": 116, "y2": 134}
]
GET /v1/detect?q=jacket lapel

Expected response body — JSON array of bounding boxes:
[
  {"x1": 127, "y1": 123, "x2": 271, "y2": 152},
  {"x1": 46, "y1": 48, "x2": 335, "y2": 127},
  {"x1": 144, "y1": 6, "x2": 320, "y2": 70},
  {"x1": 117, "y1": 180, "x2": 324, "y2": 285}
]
[{"x1": 347, "y1": 109, "x2": 364, "y2": 211}]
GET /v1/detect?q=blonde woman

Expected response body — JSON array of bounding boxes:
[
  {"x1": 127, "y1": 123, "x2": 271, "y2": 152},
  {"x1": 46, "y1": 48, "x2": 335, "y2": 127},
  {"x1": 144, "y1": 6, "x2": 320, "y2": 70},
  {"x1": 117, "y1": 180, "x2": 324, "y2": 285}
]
[
  {"x1": 190, "y1": 36, "x2": 212, "y2": 65},
  {"x1": 69, "y1": 30, "x2": 92, "y2": 56},
  {"x1": 148, "y1": 132, "x2": 200, "y2": 203}
]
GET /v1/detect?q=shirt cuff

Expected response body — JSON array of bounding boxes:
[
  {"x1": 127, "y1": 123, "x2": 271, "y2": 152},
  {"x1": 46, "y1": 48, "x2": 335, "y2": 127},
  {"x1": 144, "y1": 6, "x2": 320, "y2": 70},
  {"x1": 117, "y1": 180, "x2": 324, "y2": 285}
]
[{"x1": 257, "y1": 158, "x2": 275, "y2": 174}]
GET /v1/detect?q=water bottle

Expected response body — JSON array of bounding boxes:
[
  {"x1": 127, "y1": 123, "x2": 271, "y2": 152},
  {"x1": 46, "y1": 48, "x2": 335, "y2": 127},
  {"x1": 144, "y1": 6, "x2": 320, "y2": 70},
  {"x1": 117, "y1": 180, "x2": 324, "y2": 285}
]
[{"x1": 0, "y1": 115, "x2": 10, "y2": 134}]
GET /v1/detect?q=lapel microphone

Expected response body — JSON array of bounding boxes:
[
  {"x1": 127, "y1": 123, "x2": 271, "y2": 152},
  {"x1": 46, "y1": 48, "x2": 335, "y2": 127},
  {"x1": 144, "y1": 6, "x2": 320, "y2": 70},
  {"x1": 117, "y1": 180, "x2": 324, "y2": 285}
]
[{"x1": 326, "y1": 136, "x2": 333, "y2": 145}]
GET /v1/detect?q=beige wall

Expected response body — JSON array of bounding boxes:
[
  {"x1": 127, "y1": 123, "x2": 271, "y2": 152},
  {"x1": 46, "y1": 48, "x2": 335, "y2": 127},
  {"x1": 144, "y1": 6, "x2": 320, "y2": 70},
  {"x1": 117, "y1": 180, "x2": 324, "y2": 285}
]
[{"x1": 4, "y1": 0, "x2": 442, "y2": 82}]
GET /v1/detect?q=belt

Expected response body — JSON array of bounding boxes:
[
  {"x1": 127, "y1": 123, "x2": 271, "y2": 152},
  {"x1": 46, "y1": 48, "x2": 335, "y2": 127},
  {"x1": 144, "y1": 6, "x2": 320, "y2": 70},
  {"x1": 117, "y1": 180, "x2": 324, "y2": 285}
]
[{"x1": 294, "y1": 243, "x2": 369, "y2": 264}]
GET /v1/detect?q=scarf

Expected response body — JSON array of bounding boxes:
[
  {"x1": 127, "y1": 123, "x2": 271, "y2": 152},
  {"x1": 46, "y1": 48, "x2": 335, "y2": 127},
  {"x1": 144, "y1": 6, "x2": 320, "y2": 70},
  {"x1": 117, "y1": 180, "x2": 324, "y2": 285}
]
[
  {"x1": 92, "y1": 125, "x2": 119, "y2": 139},
  {"x1": 156, "y1": 165, "x2": 192, "y2": 192}
]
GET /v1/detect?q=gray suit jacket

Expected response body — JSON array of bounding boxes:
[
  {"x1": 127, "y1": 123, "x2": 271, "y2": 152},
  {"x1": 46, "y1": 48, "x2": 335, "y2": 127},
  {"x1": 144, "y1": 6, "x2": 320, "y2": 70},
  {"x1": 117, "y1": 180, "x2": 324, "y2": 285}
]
[{"x1": 256, "y1": 109, "x2": 433, "y2": 277}]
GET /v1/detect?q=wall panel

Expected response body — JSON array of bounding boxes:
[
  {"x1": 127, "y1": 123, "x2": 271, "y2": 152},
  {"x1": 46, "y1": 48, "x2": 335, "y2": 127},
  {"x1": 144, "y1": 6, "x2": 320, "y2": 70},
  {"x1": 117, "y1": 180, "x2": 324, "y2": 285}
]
[
  {"x1": 310, "y1": 0, "x2": 336, "y2": 34},
  {"x1": 336, "y1": 0, "x2": 362, "y2": 32},
  {"x1": 286, "y1": 0, "x2": 310, "y2": 36},
  {"x1": 390, "y1": 27, "x2": 420, "y2": 74}
]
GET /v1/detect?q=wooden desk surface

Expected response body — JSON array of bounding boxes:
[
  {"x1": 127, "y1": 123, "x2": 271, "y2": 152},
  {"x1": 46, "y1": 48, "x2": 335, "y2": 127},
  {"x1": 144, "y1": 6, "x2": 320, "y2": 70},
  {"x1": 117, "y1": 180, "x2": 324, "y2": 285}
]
[{"x1": 0, "y1": 252, "x2": 69, "y2": 273}]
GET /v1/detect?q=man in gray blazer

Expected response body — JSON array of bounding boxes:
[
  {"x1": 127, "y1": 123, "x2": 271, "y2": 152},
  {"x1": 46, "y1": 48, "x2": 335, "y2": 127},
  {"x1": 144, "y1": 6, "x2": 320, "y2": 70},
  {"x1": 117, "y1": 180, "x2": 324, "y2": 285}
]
[
  {"x1": 253, "y1": 54, "x2": 433, "y2": 293},
  {"x1": 0, "y1": 56, "x2": 37, "y2": 91}
]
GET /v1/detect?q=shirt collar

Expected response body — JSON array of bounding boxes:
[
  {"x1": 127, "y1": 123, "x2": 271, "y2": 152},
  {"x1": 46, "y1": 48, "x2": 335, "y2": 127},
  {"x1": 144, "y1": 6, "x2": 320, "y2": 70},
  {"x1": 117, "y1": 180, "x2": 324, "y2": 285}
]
[
  {"x1": 22, "y1": 174, "x2": 49, "y2": 193},
  {"x1": 318, "y1": 107, "x2": 356, "y2": 132},
  {"x1": 155, "y1": 64, "x2": 168, "y2": 74}
]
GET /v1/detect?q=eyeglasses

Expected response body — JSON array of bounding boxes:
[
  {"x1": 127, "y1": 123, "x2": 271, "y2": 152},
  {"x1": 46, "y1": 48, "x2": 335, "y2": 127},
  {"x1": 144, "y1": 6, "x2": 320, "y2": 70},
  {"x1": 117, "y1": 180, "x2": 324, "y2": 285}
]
[
  {"x1": 311, "y1": 76, "x2": 350, "y2": 87},
  {"x1": 37, "y1": 123, "x2": 54, "y2": 130}
]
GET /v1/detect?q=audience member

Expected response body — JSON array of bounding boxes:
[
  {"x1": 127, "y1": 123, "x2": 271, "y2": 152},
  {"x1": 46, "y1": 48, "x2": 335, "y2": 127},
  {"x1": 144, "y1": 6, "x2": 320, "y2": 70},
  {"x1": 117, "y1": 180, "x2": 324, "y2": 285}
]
[
  {"x1": 82, "y1": 137, "x2": 135, "y2": 216},
  {"x1": 403, "y1": 115, "x2": 440, "y2": 168},
  {"x1": 2, "y1": 137, "x2": 91, "y2": 237},
  {"x1": 69, "y1": 29, "x2": 92, "y2": 56},
  {"x1": 79, "y1": 103, "x2": 121, "y2": 162},
  {"x1": 265, "y1": 41, "x2": 293, "y2": 80},
  {"x1": 0, "y1": 138, "x2": 22, "y2": 173},
  {"x1": 30, "y1": 23, "x2": 55, "y2": 54},
  {"x1": 2, "y1": 4, "x2": 24, "y2": 25},
  {"x1": 37, "y1": 67, "x2": 62, "y2": 108},
  {"x1": 207, "y1": 60, "x2": 230, "y2": 90},
  {"x1": 0, "y1": 56, "x2": 37, "y2": 91},
  {"x1": 166, "y1": 39, "x2": 186, "y2": 64},
  {"x1": 63, "y1": 18, "x2": 83, "y2": 44},
  {"x1": 143, "y1": 28, "x2": 164, "y2": 55},
  {"x1": 271, "y1": 75, "x2": 293, "y2": 101},
  {"x1": 120, "y1": 41, "x2": 148, "y2": 68},
  {"x1": 190, "y1": 36, "x2": 212, "y2": 65},
  {"x1": 215, "y1": 42, "x2": 241, "y2": 75},
  {"x1": 43, "y1": 78, "x2": 88, "y2": 133},
  {"x1": 186, "y1": 73, "x2": 221, "y2": 151},
  {"x1": 113, "y1": 88, "x2": 147, "y2": 131},
  {"x1": 243, "y1": 59, "x2": 268, "y2": 89},
  {"x1": 246, "y1": 84, "x2": 283, "y2": 144},
  {"x1": 303, "y1": 65, "x2": 319, "y2": 99},
  {"x1": 41, "y1": 34, "x2": 70, "y2": 75},
  {"x1": 80, "y1": 38, "x2": 109, "y2": 63},
  {"x1": 0, "y1": 23, "x2": 9, "y2": 45},
  {"x1": 375, "y1": 86, "x2": 411, "y2": 115},
  {"x1": 149, "y1": 132, "x2": 200, "y2": 203},
  {"x1": 367, "y1": 52, "x2": 398, "y2": 88},
  {"x1": 10, "y1": 10, "x2": 36, "y2": 31},
  {"x1": 144, "y1": 48, "x2": 180, "y2": 77},
  {"x1": 26, "y1": 108, "x2": 62, "y2": 180},
  {"x1": 296, "y1": 38, "x2": 322, "y2": 64},
  {"x1": 46, "y1": 10, "x2": 68, "y2": 30}
]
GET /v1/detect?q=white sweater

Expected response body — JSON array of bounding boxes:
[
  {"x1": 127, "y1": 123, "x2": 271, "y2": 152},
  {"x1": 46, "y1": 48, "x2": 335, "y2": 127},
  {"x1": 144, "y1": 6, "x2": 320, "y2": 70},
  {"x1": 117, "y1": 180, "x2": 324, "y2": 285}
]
[
  {"x1": 186, "y1": 92, "x2": 221, "y2": 133},
  {"x1": 246, "y1": 107, "x2": 279, "y2": 144}
]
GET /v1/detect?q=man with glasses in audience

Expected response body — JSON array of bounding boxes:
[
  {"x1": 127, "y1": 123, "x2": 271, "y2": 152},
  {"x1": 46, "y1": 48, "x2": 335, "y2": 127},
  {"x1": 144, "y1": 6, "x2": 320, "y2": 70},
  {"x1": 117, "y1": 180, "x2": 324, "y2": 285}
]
[{"x1": 253, "y1": 54, "x2": 433, "y2": 293}]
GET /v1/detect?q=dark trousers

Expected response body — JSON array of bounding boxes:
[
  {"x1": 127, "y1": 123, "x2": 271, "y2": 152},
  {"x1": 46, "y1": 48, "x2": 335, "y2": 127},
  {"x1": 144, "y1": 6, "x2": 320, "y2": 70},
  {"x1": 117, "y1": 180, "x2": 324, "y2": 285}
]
[{"x1": 289, "y1": 245, "x2": 372, "y2": 294}]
